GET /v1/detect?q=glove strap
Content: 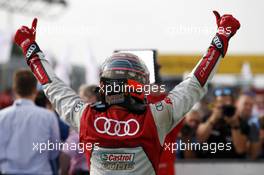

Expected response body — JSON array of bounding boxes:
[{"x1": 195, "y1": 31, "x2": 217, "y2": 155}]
[
  {"x1": 24, "y1": 43, "x2": 52, "y2": 85},
  {"x1": 211, "y1": 34, "x2": 228, "y2": 57},
  {"x1": 25, "y1": 42, "x2": 41, "y2": 63}
]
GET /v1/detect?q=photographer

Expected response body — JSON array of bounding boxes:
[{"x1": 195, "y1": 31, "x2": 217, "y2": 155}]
[
  {"x1": 259, "y1": 116, "x2": 264, "y2": 158},
  {"x1": 196, "y1": 88, "x2": 242, "y2": 158},
  {"x1": 176, "y1": 109, "x2": 201, "y2": 159},
  {"x1": 229, "y1": 93, "x2": 261, "y2": 159}
]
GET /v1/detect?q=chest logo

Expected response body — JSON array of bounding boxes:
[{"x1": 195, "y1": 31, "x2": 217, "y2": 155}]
[
  {"x1": 94, "y1": 117, "x2": 140, "y2": 137},
  {"x1": 100, "y1": 153, "x2": 135, "y2": 170}
]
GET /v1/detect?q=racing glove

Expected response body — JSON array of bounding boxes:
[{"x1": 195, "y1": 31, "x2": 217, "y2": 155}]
[
  {"x1": 14, "y1": 18, "x2": 51, "y2": 84},
  {"x1": 14, "y1": 18, "x2": 85, "y2": 131},
  {"x1": 14, "y1": 18, "x2": 38, "y2": 57},
  {"x1": 211, "y1": 10, "x2": 240, "y2": 57},
  {"x1": 193, "y1": 11, "x2": 240, "y2": 87}
]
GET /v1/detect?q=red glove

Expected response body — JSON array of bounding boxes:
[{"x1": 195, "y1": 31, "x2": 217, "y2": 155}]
[
  {"x1": 211, "y1": 11, "x2": 240, "y2": 56},
  {"x1": 14, "y1": 18, "x2": 51, "y2": 85},
  {"x1": 14, "y1": 18, "x2": 40, "y2": 60},
  {"x1": 213, "y1": 11, "x2": 240, "y2": 39}
]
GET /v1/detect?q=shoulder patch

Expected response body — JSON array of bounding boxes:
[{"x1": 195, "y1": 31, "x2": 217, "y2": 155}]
[
  {"x1": 74, "y1": 101, "x2": 85, "y2": 112},
  {"x1": 155, "y1": 102, "x2": 163, "y2": 111}
]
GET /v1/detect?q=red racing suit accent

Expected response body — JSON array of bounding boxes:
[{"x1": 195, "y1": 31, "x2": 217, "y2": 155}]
[
  {"x1": 158, "y1": 118, "x2": 184, "y2": 175},
  {"x1": 147, "y1": 94, "x2": 184, "y2": 175},
  {"x1": 79, "y1": 105, "x2": 163, "y2": 173}
]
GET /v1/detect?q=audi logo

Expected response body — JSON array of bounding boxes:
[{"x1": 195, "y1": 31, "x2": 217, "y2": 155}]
[
  {"x1": 94, "y1": 117, "x2": 140, "y2": 137},
  {"x1": 26, "y1": 44, "x2": 37, "y2": 58}
]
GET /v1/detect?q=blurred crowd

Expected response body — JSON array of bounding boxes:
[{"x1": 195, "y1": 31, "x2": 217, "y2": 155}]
[
  {"x1": 176, "y1": 88, "x2": 264, "y2": 160},
  {"x1": 1, "y1": 69, "x2": 264, "y2": 174}
]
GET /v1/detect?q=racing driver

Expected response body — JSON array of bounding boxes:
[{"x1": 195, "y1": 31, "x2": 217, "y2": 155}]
[{"x1": 14, "y1": 11, "x2": 240, "y2": 175}]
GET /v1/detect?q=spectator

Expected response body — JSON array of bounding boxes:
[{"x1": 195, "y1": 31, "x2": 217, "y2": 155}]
[
  {"x1": 35, "y1": 91, "x2": 70, "y2": 174},
  {"x1": 60, "y1": 129, "x2": 89, "y2": 175},
  {"x1": 60, "y1": 85, "x2": 98, "y2": 175},
  {"x1": 35, "y1": 90, "x2": 53, "y2": 110},
  {"x1": 196, "y1": 88, "x2": 241, "y2": 158},
  {"x1": 0, "y1": 89, "x2": 13, "y2": 109},
  {"x1": 176, "y1": 109, "x2": 201, "y2": 159},
  {"x1": 229, "y1": 93, "x2": 261, "y2": 159},
  {"x1": 78, "y1": 85, "x2": 99, "y2": 103},
  {"x1": 259, "y1": 116, "x2": 264, "y2": 158},
  {"x1": 253, "y1": 92, "x2": 264, "y2": 117},
  {"x1": 0, "y1": 69, "x2": 60, "y2": 174},
  {"x1": 196, "y1": 88, "x2": 261, "y2": 159},
  {"x1": 35, "y1": 91, "x2": 69, "y2": 142}
]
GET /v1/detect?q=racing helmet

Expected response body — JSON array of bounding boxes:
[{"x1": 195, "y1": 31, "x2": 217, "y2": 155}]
[
  {"x1": 100, "y1": 52, "x2": 149, "y2": 85},
  {"x1": 97, "y1": 53, "x2": 149, "y2": 113}
]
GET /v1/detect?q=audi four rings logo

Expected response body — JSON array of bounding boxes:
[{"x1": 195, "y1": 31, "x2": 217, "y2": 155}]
[
  {"x1": 94, "y1": 117, "x2": 140, "y2": 137},
  {"x1": 26, "y1": 44, "x2": 37, "y2": 58},
  {"x1": 213, "y1": 36, "x2": 223, "y2": 49}
]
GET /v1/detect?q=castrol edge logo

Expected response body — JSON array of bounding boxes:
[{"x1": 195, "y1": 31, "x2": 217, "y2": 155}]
[
  {"x1": 101, "y1": 153, "x2": 135, "y2": 162},
  {"x1": 100, "y1": 153, "x2": 135, "y2": 170}
]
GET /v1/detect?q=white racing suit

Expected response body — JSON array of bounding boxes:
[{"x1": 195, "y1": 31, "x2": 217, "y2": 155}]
[{"x1": 26, "y1": 35, "x2": 224, "y2": 175}]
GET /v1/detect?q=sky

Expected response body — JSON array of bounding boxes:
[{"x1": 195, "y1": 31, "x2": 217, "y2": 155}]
[{"x1": 0, "y1": 0, "x2": 263, "y2": 66}]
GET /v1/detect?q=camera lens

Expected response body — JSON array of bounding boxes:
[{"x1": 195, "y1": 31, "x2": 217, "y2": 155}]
[{"x1": 222, "y1": 105, "x2": 236, "y2": 117}]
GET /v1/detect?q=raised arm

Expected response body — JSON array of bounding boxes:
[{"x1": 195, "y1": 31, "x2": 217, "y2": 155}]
[
  {"x1": 14, "y1": 19, "x2": 87, "y2": 131},
  {"x1": 150, "y1": 11, "x2": 240, "y2": 144}
]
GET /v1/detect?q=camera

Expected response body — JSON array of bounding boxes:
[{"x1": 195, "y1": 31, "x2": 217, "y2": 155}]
[
  {"x1": 222, "y1": 105, "x2": 236, "y2": 118},
  {"x1": 181, "y1": 124, "x2": 194, "y2": 137}
]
